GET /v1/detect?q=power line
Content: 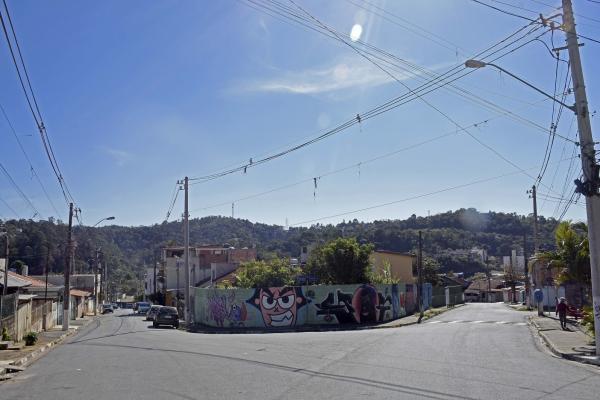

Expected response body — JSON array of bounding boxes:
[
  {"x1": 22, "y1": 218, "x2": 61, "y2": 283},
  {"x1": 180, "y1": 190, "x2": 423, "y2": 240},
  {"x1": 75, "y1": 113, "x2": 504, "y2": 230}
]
[
  {"x1": 0, "y1": 194, "x2": 20, "y2": 218},
  {"x1": 291, "y1": 156, "x2": 578, "y2": 226},
  {"x1": 0, "y1": 102, "x2": 62, "y2": 217},
  {"x1": 0, "y1": 162, "x2": 41, "y2": 218},
  {"x1": 290, "y1": 0, "x2": 563, "y2": 196},
  {"x1": 191, "y1": 7, "x2": 553, "y2": 183},
  {"x1": 0, "y1": 0, "x2": 78, "y2": 213},
  {"x1": 471, "y1": 0, "x2": 600, "y2": 43}
]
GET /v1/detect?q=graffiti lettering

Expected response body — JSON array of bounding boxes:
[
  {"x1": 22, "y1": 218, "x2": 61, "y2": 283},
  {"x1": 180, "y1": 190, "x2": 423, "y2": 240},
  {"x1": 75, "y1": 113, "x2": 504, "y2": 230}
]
[{"x1": 315, "y1": 284, "x2": 392, "y2": 324}]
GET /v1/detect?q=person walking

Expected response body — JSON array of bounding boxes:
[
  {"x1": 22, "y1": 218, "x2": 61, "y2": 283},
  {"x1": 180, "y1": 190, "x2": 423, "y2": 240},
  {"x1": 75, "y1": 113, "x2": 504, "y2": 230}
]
[{"x1": 555, "y1": 297, "x2": 568, "y2": 330}]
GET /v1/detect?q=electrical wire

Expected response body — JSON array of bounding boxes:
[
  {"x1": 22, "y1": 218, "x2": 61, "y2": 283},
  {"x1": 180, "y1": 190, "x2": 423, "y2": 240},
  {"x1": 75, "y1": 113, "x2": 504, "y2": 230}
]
[
  {"x1": 0, "y1": 162, "x2": 41, "y2": 218},
  {"x1": 191, "y1": 6, "x2": 556, "y2": 183},
  {"x1": 0, "y1": 103, "x2": 62, "y2": 217},
  {"x1": 290, "y1": 0, "x2": 563, "y2": 196},
  {"x1": 291, "y1": 155, "x2": 579, "y2": 226},
  {"x1": 0, "y1": 0, "x2": 78, "y2": 215},
  {"x1": 164, "y1": 183, "x2": 181, "y2": 222},
  {"x1": 0, "y1": 194, "x2": 20, "y2": 218}
]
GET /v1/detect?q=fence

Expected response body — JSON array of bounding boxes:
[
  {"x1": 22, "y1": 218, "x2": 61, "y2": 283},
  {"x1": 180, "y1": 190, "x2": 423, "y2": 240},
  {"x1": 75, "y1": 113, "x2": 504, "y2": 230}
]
[
  {"x1": 445, "y1": 285, "x2": 465, "y2": 307},
  {"x1": 0, "y1": 293, "x2": 17, "y2": 319},
  {"x1": 195, "y1": 283, "x2": 418, "y2": 329}
]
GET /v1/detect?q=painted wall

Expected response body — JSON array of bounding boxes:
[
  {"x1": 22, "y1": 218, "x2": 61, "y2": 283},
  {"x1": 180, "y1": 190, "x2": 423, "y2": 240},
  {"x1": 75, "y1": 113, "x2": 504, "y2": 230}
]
[{"x1": 195, "y1": 283, "x2": 417, "y2": 329}]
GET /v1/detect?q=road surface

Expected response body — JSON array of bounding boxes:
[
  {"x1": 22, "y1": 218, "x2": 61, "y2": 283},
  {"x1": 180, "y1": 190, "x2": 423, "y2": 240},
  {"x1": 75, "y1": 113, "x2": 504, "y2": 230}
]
[{"x1": 1, "y1": 303, "x2": 598, "y2": 399}]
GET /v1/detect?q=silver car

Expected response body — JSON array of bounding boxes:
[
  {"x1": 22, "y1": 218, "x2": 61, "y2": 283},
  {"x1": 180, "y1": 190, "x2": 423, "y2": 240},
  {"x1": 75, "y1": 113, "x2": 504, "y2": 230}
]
[{"x1": 146, "y1": 305, "x2": 162, "y2": 321}]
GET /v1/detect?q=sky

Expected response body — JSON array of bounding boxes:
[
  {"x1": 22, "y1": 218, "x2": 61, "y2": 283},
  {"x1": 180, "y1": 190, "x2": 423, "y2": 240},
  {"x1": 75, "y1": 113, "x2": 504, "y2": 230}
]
[{"x1": 0, "y1": 0, "x2": 599, "y2": 228}]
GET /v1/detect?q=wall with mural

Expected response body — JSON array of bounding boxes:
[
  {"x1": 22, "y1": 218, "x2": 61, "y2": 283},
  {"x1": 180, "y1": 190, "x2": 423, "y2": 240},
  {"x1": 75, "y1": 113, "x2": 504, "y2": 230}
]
[{"x1": 195, "y1": 283, "x2": 419, "y2": 329}]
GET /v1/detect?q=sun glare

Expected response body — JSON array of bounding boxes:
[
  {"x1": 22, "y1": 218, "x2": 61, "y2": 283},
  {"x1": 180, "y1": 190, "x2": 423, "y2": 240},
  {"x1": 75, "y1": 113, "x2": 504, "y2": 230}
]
[{"x1": 350, "y1": 24, "x2": 362, "y2": 42}]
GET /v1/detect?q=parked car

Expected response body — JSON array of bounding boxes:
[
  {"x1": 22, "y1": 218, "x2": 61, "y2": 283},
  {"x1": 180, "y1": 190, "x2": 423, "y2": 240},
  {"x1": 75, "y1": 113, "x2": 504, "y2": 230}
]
[
  {"x1": 111, "y1": 303, "x2": 119, "y2": 309},
  {"x1": 102, "y1": 304, "x2": 114, "y2": 314},
  {"x1": 146, "y1": 305, "x2": 162, "y2": 321},
  {"x1": 153, "y1": 306, "x2": 179, "y2": 329},
  {"x1": 136, "y1": 302, "x2": 151, "y2": 314}
]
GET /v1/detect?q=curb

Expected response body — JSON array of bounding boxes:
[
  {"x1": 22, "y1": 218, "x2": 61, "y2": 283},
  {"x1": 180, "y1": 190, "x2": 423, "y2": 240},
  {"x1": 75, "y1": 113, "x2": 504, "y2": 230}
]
[
  {"x1": 188, "y1": 304, "x2": 464, "y2": 334},
  {"x1": 527, "y1": 316, "x2": 600, "y2": 367},
  {"x1": 2, "y1": 316, "x2": 99, "y2": 372}
]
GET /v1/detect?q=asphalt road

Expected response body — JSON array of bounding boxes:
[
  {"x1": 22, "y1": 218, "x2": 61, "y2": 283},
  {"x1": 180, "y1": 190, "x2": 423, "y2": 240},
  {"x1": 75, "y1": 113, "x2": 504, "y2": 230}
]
[{"x1": 1, "y1": 303, "x2": 599, "y2": 400}]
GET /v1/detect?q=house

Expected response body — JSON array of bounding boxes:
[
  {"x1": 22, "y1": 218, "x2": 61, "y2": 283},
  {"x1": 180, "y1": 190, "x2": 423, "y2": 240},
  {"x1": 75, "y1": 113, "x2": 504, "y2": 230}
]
[
  {"x1": 370, "y1": 250, "x2": 417, "y2": 283},
  {"x1": 161, "y1": 245, "x2": 257, "y2": 294},
  {"x1": 464, "y1": 278, "x2": 505, "y2": 302}
]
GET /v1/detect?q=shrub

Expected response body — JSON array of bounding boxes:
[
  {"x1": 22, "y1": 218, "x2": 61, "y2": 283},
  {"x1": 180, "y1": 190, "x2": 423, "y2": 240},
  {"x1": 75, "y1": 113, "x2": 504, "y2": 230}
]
[
  {"x1": 24, "y1": 331, "x2": 38, "y2": 346},
  {"x1": 582, "y1": 306, "x2": 595, "y2": 337},
  {"x1": 1, "y1": 327, "x2": 11, "y2": 341}
]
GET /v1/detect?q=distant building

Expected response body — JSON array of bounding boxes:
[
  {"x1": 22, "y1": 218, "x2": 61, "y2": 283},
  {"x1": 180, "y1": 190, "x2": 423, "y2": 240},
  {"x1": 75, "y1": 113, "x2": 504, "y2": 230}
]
[
  {"x1": 370, "y1": 250, "x2": 417, "y2": 283},
  {"x1": 470, "y1": 247, "x2": 488, "y2": 263},
  {"x1": 161, "y1": 245, "x2": 257, "y2": 294}
]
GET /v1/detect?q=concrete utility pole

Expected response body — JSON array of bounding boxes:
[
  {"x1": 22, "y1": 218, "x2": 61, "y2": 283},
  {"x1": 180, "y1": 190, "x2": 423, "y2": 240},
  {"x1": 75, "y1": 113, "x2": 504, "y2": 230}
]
[
  {"x1": 153, "y1": 254, "x2": 157, "y2": 300},
  {"x1": 183, "y1": 176, "x2": 191, "y2": 325},
  {"x1": 528, "y1": 185, "x2": 539, "y2": 253},
  {"x1": 43, "y1": 247, "x2": 49, "y2": 329},
  {"x1": 1, "y1": 232, "x2": 9, "y2": 326},
  {"x1": 524, "y1": 233, "x2": 530, "y2": 308},
  {"x1": 94, "y1": 249, "x2": 100, "y2": 316},
  {"x1": 63, "y1": 203, "x2": 74, "y2": 331},
  {"x1": 417, "y1": 230, "x2": 424, "y2": 323},
  {"x1": 562, "y1": 0, "x2": 600, "y2": 352}
]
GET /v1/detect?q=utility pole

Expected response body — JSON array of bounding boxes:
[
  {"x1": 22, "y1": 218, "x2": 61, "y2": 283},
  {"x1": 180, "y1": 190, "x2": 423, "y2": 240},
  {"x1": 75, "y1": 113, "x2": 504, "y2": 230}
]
[
  {"x1": 94, "y1": 249, "x2": 100, "y2": 316},
  {"x1": 417, "y1": 230, "x2": 424, "y2": 323},
  {"x1": 183, "y1": 176, "x2": 190, "y2": 325},
  {"x1": 63, "y1": 203, "x2": 74, "y2": 331},
  {"x1": 1, "y1": 232, "x2": 9, "y2": 327},
  {"x1": 43, "y1": 246, "x2": 49, "y2": 330},
  {"x1": 528, "y1": 185, "x2": 539, "y2": 253},
  {"x1": 562, "y1": 0, "x2": 600, "y2": 353},
  {"x1": 524, "y1": 232, "x2": 530, "y2": 308},
  {"x1": 153, "y1": 253, "x2": 157, "y2": 301}
]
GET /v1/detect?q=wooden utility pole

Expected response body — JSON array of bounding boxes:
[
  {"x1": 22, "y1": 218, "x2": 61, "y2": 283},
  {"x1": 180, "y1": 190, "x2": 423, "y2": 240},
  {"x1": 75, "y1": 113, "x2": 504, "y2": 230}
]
[
  {"x1": 562, "y1": 0, "x2": 600, "y2": 352},
  {"x1": 63, "y1": 203, "x2": 73, "y2": 331}
]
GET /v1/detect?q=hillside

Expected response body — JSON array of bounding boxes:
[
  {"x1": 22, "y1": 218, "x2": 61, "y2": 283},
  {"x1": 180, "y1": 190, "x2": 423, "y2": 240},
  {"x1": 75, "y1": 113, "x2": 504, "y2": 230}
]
[{"x1": 1, "y1": 208, "x2": 563, "y2": 293}]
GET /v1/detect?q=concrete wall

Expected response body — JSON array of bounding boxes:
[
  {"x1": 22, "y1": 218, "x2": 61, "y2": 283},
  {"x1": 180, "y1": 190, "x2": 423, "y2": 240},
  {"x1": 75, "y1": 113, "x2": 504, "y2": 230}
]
[{"x1": 195, "y1": 283, "x2": 417, "y2": 328}]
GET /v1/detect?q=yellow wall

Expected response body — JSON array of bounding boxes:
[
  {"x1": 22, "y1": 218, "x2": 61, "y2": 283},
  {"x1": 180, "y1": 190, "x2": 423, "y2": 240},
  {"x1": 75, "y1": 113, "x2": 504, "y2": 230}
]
[{"x1": 371, "y1": 251, "x2": 416, "y2": 283}]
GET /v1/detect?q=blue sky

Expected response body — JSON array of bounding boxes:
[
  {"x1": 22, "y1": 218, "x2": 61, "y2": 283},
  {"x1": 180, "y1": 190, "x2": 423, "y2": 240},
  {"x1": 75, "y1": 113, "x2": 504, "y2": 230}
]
[{"x1": 0, "y1": 0, "x2": 599, "y2": 227}]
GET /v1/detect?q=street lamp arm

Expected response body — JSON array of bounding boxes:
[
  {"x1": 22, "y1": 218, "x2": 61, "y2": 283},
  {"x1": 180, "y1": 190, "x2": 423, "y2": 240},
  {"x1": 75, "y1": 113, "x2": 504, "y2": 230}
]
[
  {"x1": 486, "y1": 63, "x2": 576, "y2": 113},
  {"x1": 465, "y1": 60, "x2": 576, "y2": 113},
  {"x1": 92, "y1": 216, "x2": 115, "y2": 227}
]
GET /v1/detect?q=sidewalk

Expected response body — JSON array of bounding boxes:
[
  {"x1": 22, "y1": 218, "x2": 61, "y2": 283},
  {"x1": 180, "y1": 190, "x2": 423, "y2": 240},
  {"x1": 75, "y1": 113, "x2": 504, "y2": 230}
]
[
  {"x1": 0, "y1": 316, "x2": 97, "y2": 379},
  {"x1": 529, "y1": 314, "x2": 599, "y2": 367}
]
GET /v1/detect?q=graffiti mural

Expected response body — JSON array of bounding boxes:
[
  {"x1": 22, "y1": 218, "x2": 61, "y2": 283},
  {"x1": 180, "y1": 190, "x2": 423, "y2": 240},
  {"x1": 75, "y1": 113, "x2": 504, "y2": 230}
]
[
  {"x1": 206, "y1": 290, "x2": 248, "y2": 327},
  {"x1": 195, "y1": 283, "x2": 415, "y2": 329},
  {"x1": 315, "y1": 284, "x2": 393, "y2": 324},
  {"x1": 247, "y1": 287, "x2": 308, "y2": 327}
]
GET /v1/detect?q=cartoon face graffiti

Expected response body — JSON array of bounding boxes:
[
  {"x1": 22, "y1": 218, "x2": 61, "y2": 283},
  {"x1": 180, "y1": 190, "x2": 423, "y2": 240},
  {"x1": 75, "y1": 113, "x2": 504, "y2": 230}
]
[{"x1": 247, "y1": 287, "x2": 308, "y2": 327}]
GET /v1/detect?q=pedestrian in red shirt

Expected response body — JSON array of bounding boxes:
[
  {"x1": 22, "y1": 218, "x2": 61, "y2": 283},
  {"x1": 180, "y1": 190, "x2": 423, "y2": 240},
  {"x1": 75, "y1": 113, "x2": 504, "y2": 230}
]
[{"x1": 555, "y1": 297, "x2": 568, "y2": 330}]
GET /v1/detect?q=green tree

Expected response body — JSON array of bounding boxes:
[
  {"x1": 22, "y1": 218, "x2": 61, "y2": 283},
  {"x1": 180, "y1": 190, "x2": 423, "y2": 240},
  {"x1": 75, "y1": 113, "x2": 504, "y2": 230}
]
[
  {"x1": 422, "y1": 257, "x2": 441, "y2": 286},
  {"x1": 235, "y1": 259, "x2": 299, "y2": 288},
  {"x1": 368, "y1": 260, "x2": 399, "y2": 284},
  {"x1": 306, "y1": 238, "x2": 373, "y2": 284},
  {"x1": 538, "y1": 221, "x2": 590, "y2": 304}
]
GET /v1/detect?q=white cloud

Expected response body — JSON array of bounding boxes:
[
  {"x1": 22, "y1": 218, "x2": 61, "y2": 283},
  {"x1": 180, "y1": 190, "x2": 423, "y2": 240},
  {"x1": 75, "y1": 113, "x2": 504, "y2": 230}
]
[
  {"x1": 100, "y1": 146, "x2": 133, "y2": 167},
  {"x1": 240, "y1": 59, "x2": 397, "y2": 95}
]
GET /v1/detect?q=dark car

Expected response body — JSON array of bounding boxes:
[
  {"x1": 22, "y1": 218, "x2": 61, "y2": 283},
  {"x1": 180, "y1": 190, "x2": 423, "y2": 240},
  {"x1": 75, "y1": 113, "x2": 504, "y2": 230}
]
[{"x1": 153, "y1": 306, "x2": 179, "y2": 329}]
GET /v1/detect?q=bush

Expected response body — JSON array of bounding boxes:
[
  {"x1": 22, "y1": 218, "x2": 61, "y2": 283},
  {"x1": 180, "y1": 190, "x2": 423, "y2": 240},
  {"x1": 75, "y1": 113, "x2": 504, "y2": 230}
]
[
  {"x1": 1, "y1": 327, "x2": 11, "y2": 341},
  {"x1": 582, "y1": 306, "x2": 595, "y2": 337},
  {"x1": 24, "y1": 331, "x2": 38, "y2": 346},
  {"x1": 235, "y1": 259, "x2": 300, "y2": 288}
]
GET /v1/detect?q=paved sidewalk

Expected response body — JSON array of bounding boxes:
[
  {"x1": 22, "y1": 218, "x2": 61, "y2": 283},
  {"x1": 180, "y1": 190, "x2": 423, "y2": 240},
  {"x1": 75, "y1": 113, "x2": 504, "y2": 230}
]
[
  {"x1": 0, "y1": 316, "x2": 97, "y2": 379},
  {"x1": 529, "y1": 314, "x2": 599, "y2": 366}
]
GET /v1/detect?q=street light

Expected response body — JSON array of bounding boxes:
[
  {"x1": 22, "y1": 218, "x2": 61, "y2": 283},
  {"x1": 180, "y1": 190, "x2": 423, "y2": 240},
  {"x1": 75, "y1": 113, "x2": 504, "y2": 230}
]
[
  {"x1": 92, "y1": 216, "x2": 115, "y2": 227},
  {"x1": 464, "y1": 59, "x2": 576, "y2": 112}
]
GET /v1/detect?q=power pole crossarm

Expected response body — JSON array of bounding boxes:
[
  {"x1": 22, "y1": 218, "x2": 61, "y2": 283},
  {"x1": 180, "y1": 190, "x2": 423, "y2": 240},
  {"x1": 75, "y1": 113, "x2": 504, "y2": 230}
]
[{"x1": 562, "y1": 0, "x2": 600, "y2": 354}]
